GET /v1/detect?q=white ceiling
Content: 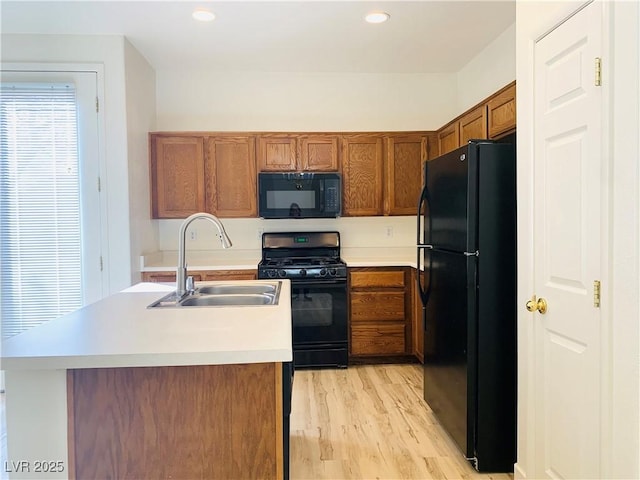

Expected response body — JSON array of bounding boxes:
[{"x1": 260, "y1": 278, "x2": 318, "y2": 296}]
[{"x1": 0, "y1": 1, "x2": 515, "y2": 74}]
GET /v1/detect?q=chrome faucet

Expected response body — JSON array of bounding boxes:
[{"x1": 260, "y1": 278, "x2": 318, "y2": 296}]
[{"x1": 176, "y1": 213, "x2": 232, "y2": 296}]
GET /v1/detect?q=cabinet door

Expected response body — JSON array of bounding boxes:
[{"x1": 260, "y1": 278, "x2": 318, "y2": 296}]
[
  {"x1": 257, "y1": 135, "x2": 297, "y2": 171},
  {"x1": 459, "y1": 105, "x2": 488, "y2": 145},
  {"x1": 341, "y1": 135, "x2": 384, "y2": 216},
  {"x1": 437, "y1": 122, "x2": 460, "y2": 156},
  {"x1": 412, "y1": 269, "x2": 425, "y2": 363},
  {"x1": 151, "y1": 136, "x2": 205, "y2": 218},
  {"x1": 385, "y1": 134, "x2": 426, "y2": 215},
  {"x1": 299, "y1": 135, "x2": 339, "y2": 171},
  {"x1": 487, "y1": 82, "x2": 516, "y2": 138},
  {"x1": 205, "y1": 136, "x2": 257, "y2": 217}
]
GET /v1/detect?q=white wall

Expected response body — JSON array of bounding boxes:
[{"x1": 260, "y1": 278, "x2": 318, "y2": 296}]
[
  {"x1": 124, "y1": 39, "x2": 159, "y2": 283},
  {"x1": 515, "y1": 1, "x2": 639, "y2": 478},
  {"x1": 158, "y1": 215, "x2": 416, "y2": 252},
  {"x1": 456, "y1": 22, "x2": 516, "y2": 114},
  {"x1": 609, "y1": 1, "x2": 640, "y2": 478},
  {"x1": 156, "y1": 71, "x2": 458, "y2": 132},
  {"x1": 1, "y1": 34, "x2": 132, "y2": 294}
]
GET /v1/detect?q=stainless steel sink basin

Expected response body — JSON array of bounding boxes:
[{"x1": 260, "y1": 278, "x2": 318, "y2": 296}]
[
  {"x1": 147, "y1": 281, "x2": 281, "y2": 308},
  {"x1": 196, "y1": 284, "x2": 277, "y2": 295},
  {"x1": 179, "y1": 294, "x2": 275, "y2": 307}
]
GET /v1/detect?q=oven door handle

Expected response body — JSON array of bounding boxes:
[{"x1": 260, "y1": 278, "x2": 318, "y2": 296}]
[{"x1": 290, "y1": 280, "x2": 346, "y2": 287}]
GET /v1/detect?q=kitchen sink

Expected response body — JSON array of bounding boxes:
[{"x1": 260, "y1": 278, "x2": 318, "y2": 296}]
[
  {"x1": 179, "y1": 293, "x2": 275, "y2": 307},
  {"x1": 147, "y1": 281, "x2": 281, "y2": 308},
  {"x1": 196, "y1": 284, "x2": 277, "y2": 295}
]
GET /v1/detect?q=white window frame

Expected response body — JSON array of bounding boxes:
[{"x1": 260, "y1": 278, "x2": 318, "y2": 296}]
[{"x1": 1, "y1": 63, "x2": 110, "y2": 309}]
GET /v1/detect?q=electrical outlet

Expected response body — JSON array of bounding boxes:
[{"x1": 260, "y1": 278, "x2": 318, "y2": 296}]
[
  {"x1": 386, "y1": 226, "x2": 393, "y2": 238},
  {"x1": 190, "y1": 230, "x2": 197, "y2": 241}
]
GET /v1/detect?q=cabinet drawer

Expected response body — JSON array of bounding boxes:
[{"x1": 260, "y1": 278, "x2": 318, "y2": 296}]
[
  {"x1": 350, "y1": 271, "x2": 405, "y2": 288},
  {"x1": 351, "y1": 324, "x2": 406, "y2": 355},
  {"x1": 142, "y1": 272, "x2": 202, "y2": 283},
  {"x1": 350, "y1": 291, "x2": 405, "y2": 322},
  {"x1": 141, "y1": 270, "x2": 257, "y2": 282},
  {"x1": 201, "y1": 270, "x2": 257, "y2": 281}
]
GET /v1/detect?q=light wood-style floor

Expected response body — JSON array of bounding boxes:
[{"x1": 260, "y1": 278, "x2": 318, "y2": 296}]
[{"x1": 290, "y1": 364, "x2": 513, "y2": 480}]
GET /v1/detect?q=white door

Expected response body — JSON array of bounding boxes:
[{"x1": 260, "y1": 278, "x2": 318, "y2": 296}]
[{"x1": 532, "y1": 2, "x2": 604, "y2": 478}]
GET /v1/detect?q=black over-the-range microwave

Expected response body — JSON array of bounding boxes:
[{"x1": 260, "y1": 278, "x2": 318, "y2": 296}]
[{"x1": 258, "y1": 172, "x2": 341, "y2": 219}]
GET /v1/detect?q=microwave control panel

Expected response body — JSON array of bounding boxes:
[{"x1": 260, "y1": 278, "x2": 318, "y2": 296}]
[{"x1": 324, "y1": 179, "x2": 340, "y2": 214}]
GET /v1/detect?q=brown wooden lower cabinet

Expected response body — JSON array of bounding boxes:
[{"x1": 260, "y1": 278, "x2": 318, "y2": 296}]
[
  {"x1": 349, "y1": 267, "x2": 412, "y2": 357},
  {"x1": 142, "y1": 269, "x2": 257, "y2": 283},
  {"x1": 411, "y1": 268, "x2": 425, "y2": 363},
  {"x1": 67, "y1": 363, "x2": 283, "y2": 480}
]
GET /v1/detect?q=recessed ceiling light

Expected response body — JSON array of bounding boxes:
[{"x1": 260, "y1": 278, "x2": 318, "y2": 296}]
[
  {"x1": 192, "y1": 9, "x2": 215, "y2": 22},
  {"x1": 365, "y1": 12, "x2": 390, "y2": 24}
]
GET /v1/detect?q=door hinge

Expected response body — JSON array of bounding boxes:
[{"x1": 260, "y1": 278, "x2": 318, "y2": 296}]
[
  {"x1": 593, "y1": 280, "x2": 601, "y2": 308},
  {"x1": 595, "y1": 57, "x2": 602, "y2": 86},
  {"x1": 97, "y1": 176, "x2": 101, "y2": 192},
  {"x1": 100, "y1": 256, "x2": 104, "y2": 272},
  {"x1": 96, "y1": 96, "x2": 99, "y2": 112}
]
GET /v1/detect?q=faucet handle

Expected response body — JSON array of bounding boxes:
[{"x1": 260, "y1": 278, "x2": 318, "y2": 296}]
[{"x1": 186, "y1": 276, "x2": 195, "y2": 294}]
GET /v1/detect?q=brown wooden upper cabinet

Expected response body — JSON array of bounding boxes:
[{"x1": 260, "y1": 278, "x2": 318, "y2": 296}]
[
  {"x1": 150, "y1": 133, "x2": 257, "y2": 219},
  {"x1": 437, "y1": 122, "x2": 460, "y2": 158},
  {"x1": 341, "y1": 134, "x2": 426, "y2": 217},
  {"x1": 205, "y1": 136, "x2": 257, "y2": 217},
  {"x1": 257, "y1": 134, "x2": 339, "y2": 171},
  {"x1": 437, "y1": 105, "x2": 487, "y2": 156},
  {"x1": 150, "y1": 136, "x2": 206, "y2": 218},
  {"x1": 341, "y1": 134, "x2": 385, "y2": 216},
  {"x1": 385, "y1": 134, "x2": 427, "y2": 215},
  {"x1": 435, "y1": 81, "x2": 516, "y2": 157},
  {"x1": 487, "y1": 82, "x2": 516, "y2": 138},
  {"x1": 459, "y1": 105, "x2": 488, "y2": 145}
]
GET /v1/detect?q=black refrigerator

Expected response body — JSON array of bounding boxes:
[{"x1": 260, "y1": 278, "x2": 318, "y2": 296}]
[{"x1": 416, "y1": 139, "x2": 516, "y2": 473}]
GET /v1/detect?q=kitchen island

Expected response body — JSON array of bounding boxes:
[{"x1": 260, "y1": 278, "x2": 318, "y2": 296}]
[{"x1": 1, "y1": 281, "x2": 292, "y2": 480}]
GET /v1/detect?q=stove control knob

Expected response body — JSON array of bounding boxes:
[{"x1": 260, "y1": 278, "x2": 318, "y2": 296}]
[
  {"x1": 278, "y1": 269, "x2": 287, "y2": 278},
  {"x1": 329, "y1": 268, "x2": 338, "y2": 276},
  {"x1": 267, "y1": 270, "x2": 277, "y2": 279},
  {"x1": 299, "y1": 269, "x2": 307, "y2": 277},
  {"x1": 319, "y1": 268, "x2": 328, "y2": 277}
]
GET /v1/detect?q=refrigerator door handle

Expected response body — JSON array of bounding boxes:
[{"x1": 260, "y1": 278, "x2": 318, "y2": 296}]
[
  {"x1": 416, "y1": 185, "x2": 427, "y2": 245},
  {"x1": 416, "y1": 245, "x2": 432, "y2": 305}
]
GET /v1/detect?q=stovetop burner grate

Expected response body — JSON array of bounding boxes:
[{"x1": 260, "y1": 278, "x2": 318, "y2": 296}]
[
  {"x1": 259, "y1": 231, "x2": 347, "y2": 280},
  {"x1": 262, "y1": 257, "x2": 345, "y2": 268}
]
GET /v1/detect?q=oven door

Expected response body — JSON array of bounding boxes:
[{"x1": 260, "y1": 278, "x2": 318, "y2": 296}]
[{"x1": 290, "y1": 279, "x2": 347, "y2": 347}]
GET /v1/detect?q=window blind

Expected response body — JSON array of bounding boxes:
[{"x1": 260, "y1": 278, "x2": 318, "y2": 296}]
[{"x1": 1, "y1": 83, "x2": 82, "y2": 339}]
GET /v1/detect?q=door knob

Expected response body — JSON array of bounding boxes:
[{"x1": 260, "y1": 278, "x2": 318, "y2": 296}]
[{"x1": 526, "y1": 296, "x2": 548, "y2": 314}]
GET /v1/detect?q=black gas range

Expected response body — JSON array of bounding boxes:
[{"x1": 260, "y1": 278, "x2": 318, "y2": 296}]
[{"x1": 258, "y1": 232, "x2": 348, "y2": 369}]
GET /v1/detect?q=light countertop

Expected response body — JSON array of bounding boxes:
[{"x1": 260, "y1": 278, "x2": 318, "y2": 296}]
[
  {"x1": 1, "y1": 280, "x2": 292, "y2": 371},
  {"x1": 140, "y1": 246, "x2": 418, "y2": 271}
]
